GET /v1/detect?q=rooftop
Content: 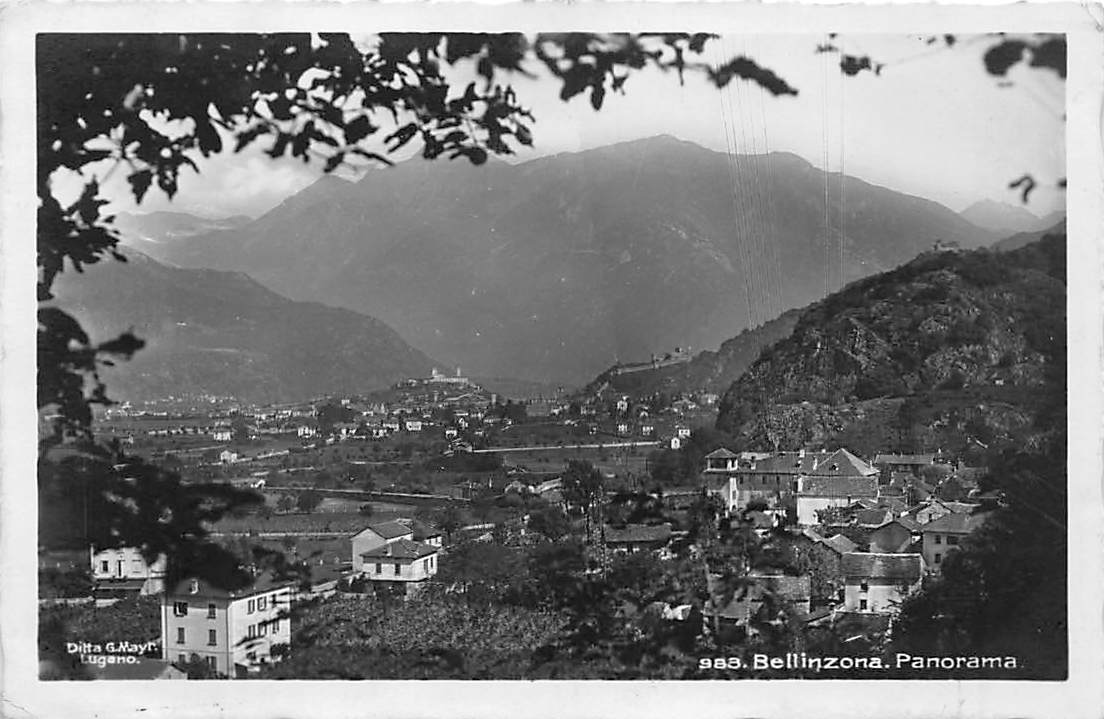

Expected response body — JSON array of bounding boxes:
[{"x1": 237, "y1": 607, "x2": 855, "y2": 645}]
[
  {"x1": 604, "y1": 523, "x2": 673, "y2": 544},
  {"x1": 841, "y1": 552, "x2": 923, "y2": 581},
  {"x1": 922, "y1": 511, "x2": 990, "y2": 534},
  {"x1": 360, "y1": 520, "x2": 415, "y2": 540},
  {"x1": 822, "y1": 533, "x2": 859, "y2": 555},
  {"x1": 799, "y1": 476, "x2": 878, "y2": 498},
  {"x1": 166, "y1": 571, "x2": 296, "y2": 600},
  {"x1": 360, "y1": 538, "x2": 438, "y2": 561},
  {"x1": 873, "y1": 453, "x2": 936, "y2": 465}
]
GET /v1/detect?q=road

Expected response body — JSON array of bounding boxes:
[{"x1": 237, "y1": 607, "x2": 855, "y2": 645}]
[{"x1": 471, "y1": 441, "x2": 660, "y2": 454}]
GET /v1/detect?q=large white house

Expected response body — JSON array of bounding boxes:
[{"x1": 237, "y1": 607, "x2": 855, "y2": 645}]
[
  {"x1": 91, "y1": 546, "x2": 167, "y2": 597},
  {"x1": 350, "y1": 519, "x2": 440, "y2": 596},
  {"x1": 161, "y1": 574, "x2": 294, "y2": 679}
]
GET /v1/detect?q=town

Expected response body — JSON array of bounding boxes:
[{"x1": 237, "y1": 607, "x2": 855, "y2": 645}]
[{"x1": 39, "y1": 362, "x2": 999, "y2": 680}]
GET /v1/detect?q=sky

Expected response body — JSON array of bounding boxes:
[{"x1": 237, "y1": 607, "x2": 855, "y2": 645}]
[{"x1": 88, "y1": 33, "x2": 1066, "y2": 220}]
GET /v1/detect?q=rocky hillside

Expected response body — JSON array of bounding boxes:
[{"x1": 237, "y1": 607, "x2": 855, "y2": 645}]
[
  {"x1": 581, "y1": 308, "x2": 802, "y2": 400},
  {"x1": 715, "y1": 234, "x2": 1065, "y2": 458},
  {"x1": 51, "y1": 249, "x2": 438, "y2": 402}
]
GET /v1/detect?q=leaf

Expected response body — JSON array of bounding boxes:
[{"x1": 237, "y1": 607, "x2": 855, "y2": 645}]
[
  {"x1": 983, "y1": 40, "x2": 1027, "y2": 77},
  {"x1": 127, "y1": 170, "x2": 154, "y2": 204},
  {"x1": 195, "y1": 120, "x2": 223, "y2": 155},
  {"x1": 345, "y1": 115, "x2": 377, "y2": 144}
]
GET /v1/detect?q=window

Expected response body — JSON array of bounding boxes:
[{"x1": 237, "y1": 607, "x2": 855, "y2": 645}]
[
  {"x1": 272, "y1": 619, "x2": 280, "y2": 634},
  {"x1": 859, "y1": 599, "x2": 868, "y2": 611},
  {"x1": 207, "y1": 603, "x2": 217, "y2": 619},
  {"x1": 207, "y1": 629, "x2": 217, "y2": 646},
  {"x1": 248, "y1": 625, "x2": 256, "y2": 639},
  {"x1": 934, "y1": 535, "x2": 942, "y2": 545},
  {"x1": 260, "y1": 621, "x2": 268, "y2": 636},
  {"x1": 935, "y1": 553, "x2": 942, "y2": 564},
  {"x1": 173, "y1": 601, "x2": 188, "y2": 617},
  {"x1": 176, "y1": 628, "x2": 185, "y2": 644},
  {"x1": 859, "y1": 581, "x2": 869, "y2": 592},
  {"x1": 178, "y1": 654, "x2": 187, "y2": 665},
  {"x1": 205, "y1": 656, "x2": 216, "y2": 669},
  {"x1": 247, "y1": 599, "x2": 255, "y2": 613},
  {"x1": 258, "y1": 596, "x2": 267, "y2": 611},
  {"x1": 375, "y1": 563, "x2": 382, "y2": 574},
  {"x1": 947, "y1": 536, "x2": 959, "y2": 546},
  {"x1": 100, "y1": 560, "x2": 109, "y2": 573},
  {"x1": 393, "y1": 563, "x2": 401, "y2": 576}
]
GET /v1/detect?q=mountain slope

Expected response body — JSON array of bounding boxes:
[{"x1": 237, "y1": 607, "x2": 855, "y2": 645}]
[
  {"x1": 581, "y1": 309, "x2": 802, "y2": 399},
  {"x1": 51, "y1": 250, "x2": 438, "y2": 402},
  {"x1": 992, "y1": 219, "x2": 1066, "y2": 252},
  {"x1": 715, "y1": 233, "x2": 1066, "y2": 459},
  {"x1": 146, "y1": 135, "x2": 993, "y2": 385},
  {"x1": 961, "y1": 199, "x2": 1065, "y2": 235}
]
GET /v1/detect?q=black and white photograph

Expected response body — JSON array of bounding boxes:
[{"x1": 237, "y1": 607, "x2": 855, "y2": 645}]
[{"x1": 2, "y1": 1, "x2": 1102, "y2": 717}]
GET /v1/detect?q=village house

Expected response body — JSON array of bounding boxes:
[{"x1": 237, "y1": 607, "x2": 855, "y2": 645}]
[
  {"x1": 161, "y1": 573, "x2": 294, "y2": 679},
  {"x1": 669, "y1": 436, "x2": 684, "y2": 451},
  {"x1": 705, "y1": 447, "x2": 879, "y2": 516},
  {"x1": 868, "y1": 516, "x2": 922, "y2": 554},
  {"x1": 212, "y1": 428, "x2": 232, "y2": 442},
  {"x1": 797, "y1": 475, "x2": 879, "y2": 526},
  {"x1": 873, "y1": 453, "x2": 936, "y2": 476},
  {"x1": 350, "y1": 519, "x2": 440, "y2": 596},
  {"x1": 921, "y1": 511, "x2": 990, "y2": 572},
  {"x1": 905, "y1": 498, "x2": 980, "y2": 525},
  {"x1": 703, "y1": 573, "x2": 813, "y2": 630},
  {"x1": 218, "y1": 449, "x2": 239, "y2": 464},
  {"x1": 841, "y1": 552, "x2": 924, "y2": 614},
  {"x1": 91, "y1": 546, "x2": 167, "y2": 597},
  {"x1": 603, "y1": 523, "x2": 673, "y2": 554}
]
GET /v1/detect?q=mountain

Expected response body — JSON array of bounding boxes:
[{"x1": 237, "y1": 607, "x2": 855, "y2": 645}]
[
  {"x1": 960, "y1": 199, "x2": 1064, "y2": 234},
  {"x1": 581, "y1": 309, "x2": 802, "y2": 400},
  {"x1": 51, "y1": 249, "x2": 438, "y2": 402},
  {"x1": 144, "y1": 135, "x2": 993, "y2": 385},
  {"x1": 715, "y1": 233, "x2": 1066, "y2": 460},
  {"x1": 113, "y1": 211, "x2": 252, "y2": 250},
  {"x1": 992, "y1": 219, "x2": 1066, "y2": 252}
]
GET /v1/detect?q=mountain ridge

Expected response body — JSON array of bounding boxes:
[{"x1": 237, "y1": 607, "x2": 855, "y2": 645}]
[
  {"x1": 52, "y1": 248, "x2": 440, "y2": 402},
  {"x1": 136, "y1": 135, "x2": 995, "y2": 385}
]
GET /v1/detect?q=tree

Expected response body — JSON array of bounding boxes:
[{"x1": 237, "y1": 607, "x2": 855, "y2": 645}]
[
  {"x1": 357, "y1": 503, "x2": 375, "y2": 517},
  {"x1": 432, "y1": 503, "x2": 465, "y2": 544},
  {"x1": 561, "y1": 460, "x2": 605, "y2": 540},
  {"x1": 276, "y1": 493, "x2": 297, "y2": 513},
  {"x1": 527, "y1": 505, "x2": 571, "y2": 541},
  {"x1": 296, "y1": 489, "x2": 324, "y2": 513}
]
